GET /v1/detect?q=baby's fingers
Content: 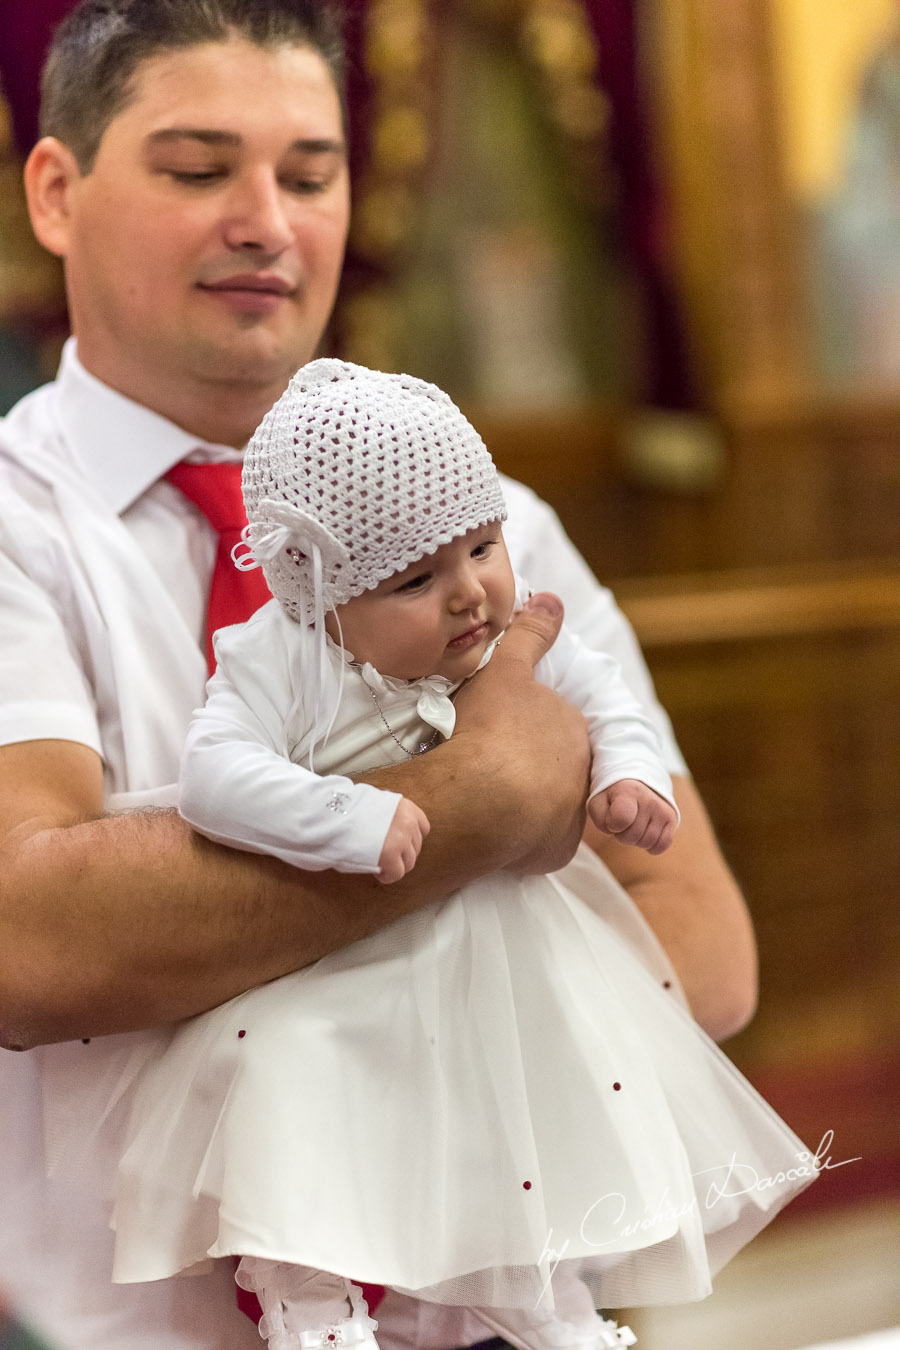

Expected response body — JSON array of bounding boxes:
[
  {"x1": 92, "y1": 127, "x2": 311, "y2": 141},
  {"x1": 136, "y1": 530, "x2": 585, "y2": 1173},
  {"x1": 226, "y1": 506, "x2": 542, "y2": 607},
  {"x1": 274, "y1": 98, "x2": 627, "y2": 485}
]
[
  {"x1": 630, "y1": 799, "x2": 678, "y2": 855},
  {"x1": 592, "y1": 780, "x2": 646, "y2": 842},
  {"x1": 603, "y1": 788, "x2": 640, "y2": 836},
  {"x1": 590, "y1": 781, "x2": 677, "y2": 854},
  {"x1": 645, "y1": 817, "x2": 676, "y2": 856},
  {"x1": 377, "y1": 798, "x2": 431, "y2": 883}
]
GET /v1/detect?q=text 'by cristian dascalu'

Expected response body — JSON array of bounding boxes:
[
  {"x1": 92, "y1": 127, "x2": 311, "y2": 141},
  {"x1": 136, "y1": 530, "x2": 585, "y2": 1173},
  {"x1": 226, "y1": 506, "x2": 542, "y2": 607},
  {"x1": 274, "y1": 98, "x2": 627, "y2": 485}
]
[{"x1": 533, "y1": 1131, "x2": 859, "y2": 1302}]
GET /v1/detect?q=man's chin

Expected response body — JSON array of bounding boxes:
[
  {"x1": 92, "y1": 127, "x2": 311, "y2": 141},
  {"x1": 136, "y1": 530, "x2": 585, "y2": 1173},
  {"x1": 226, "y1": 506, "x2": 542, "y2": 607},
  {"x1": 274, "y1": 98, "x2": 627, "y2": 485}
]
[{"x1": 183, "y1": 334, "x2": 311, "y2": 391}]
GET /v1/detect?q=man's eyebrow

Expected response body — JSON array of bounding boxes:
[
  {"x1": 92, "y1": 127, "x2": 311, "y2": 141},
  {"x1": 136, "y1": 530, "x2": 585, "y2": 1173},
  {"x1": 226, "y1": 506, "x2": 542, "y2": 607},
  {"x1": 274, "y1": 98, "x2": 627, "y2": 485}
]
[
  {"x1": 145, "y1": 129, "x2": 241, "y2": 148},
  {"x1": 145, "y1": 128, "x2": 345, "y2": 154}
]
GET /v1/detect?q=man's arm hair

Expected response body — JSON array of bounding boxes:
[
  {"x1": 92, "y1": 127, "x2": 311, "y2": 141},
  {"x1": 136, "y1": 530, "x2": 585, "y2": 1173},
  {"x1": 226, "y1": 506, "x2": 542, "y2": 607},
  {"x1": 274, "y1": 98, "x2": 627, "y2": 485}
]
[{"x1": 0, "y1": 596, "x2": 591, "y2": 1049}]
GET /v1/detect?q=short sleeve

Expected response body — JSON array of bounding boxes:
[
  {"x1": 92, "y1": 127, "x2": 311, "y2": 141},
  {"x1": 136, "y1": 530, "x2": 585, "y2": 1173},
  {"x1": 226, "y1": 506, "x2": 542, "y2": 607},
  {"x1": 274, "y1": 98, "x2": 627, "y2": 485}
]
[{"x1": 0, "y1": 531, "x2": 103, "y2": 756}]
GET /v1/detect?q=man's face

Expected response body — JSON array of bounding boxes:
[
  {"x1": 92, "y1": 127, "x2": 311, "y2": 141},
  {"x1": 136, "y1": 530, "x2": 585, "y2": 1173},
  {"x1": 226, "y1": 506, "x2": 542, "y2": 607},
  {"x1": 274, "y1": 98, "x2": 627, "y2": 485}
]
[{"x1": 57, "y1": 35, "x2": 350, "y2": 422}]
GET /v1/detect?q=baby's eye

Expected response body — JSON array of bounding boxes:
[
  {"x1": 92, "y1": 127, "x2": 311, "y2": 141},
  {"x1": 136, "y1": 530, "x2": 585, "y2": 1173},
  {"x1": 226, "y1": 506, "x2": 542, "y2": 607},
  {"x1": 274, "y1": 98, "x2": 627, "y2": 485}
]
[
  {"x1": 471, "y1": 540, "x2": 496, "y2": 559},
  {"x1": 395, "y1": 572, "x2": 430, "y2": 593}
]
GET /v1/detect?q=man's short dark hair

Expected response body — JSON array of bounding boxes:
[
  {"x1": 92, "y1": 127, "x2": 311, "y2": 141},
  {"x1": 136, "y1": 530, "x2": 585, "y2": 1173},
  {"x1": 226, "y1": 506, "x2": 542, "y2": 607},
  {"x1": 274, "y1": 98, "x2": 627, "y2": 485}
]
[{"x1": 40, "y1": 0, "x2": 346, "y2": 171}]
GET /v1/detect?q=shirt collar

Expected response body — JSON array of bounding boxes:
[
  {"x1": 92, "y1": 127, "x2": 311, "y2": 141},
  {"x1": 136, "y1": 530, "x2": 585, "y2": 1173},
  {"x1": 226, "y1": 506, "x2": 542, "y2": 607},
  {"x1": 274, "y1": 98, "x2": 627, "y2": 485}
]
[{"x1": 54, "y1": 338, "x2": 243, "y2": 515}]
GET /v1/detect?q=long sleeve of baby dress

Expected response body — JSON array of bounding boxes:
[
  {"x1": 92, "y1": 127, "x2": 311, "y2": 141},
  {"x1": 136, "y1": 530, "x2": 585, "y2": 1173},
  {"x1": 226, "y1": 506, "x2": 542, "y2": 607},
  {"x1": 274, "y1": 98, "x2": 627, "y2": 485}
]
[
  {"x1": 178, "y1": 600, "x2": 405, "y2": 873},
  {"x1": 178, "y1": 585, "x2": 678, "y2": 877}
]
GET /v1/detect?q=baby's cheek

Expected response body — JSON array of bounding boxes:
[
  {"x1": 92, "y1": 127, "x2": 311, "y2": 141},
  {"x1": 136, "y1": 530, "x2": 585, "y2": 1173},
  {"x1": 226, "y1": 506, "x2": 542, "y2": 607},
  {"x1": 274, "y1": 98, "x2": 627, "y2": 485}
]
[{"x1": 498, "y1": 567, "x2": 518, "y2": 622}]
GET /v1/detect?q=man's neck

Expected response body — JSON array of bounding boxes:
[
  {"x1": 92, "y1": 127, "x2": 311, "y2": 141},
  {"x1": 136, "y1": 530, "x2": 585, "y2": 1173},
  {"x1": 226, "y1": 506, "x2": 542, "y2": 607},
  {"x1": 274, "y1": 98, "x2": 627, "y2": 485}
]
[
  {"x1": 74, "y1": 345, "x2": 295, "y2": 450},
  {"x1": 131, "y1": 378, "x2": 286, "y2": 450}
]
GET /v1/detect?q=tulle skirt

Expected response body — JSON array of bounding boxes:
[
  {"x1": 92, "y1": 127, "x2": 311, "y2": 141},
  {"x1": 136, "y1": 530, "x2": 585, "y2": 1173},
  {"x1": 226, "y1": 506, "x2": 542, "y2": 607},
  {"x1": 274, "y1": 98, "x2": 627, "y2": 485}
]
[{"x1": 96, "y1": 847, "x2": 815, "y2": 1309}]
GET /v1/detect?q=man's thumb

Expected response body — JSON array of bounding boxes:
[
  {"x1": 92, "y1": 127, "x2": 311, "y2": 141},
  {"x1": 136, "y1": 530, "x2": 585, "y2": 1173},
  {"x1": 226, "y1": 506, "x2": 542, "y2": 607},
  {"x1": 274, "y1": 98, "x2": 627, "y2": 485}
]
[{"x1": 502, "y1": 592, "x2": 564, "y2": 666}]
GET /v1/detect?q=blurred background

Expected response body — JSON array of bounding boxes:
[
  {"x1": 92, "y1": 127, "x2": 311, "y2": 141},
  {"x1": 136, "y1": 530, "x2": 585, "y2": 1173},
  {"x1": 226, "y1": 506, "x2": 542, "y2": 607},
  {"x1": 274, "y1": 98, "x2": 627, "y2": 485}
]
[{"x1": 1, "y1": 1, "x2": 899, "y2": 1347}]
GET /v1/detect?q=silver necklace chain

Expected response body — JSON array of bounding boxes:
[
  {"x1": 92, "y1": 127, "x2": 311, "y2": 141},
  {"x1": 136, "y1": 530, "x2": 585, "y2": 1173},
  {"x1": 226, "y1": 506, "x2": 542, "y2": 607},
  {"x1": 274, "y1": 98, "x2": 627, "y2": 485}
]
[{"x1": 367, "y1": 684, "x2": 440, "y2": 757}]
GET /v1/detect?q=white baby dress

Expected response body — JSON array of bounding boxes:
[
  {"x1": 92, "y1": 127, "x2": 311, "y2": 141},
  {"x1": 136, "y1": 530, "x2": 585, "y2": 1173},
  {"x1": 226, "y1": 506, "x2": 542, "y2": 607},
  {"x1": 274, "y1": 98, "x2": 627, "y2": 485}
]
[{"x1": 102, "y1": 607, "x2": 816, "y2": 1314}]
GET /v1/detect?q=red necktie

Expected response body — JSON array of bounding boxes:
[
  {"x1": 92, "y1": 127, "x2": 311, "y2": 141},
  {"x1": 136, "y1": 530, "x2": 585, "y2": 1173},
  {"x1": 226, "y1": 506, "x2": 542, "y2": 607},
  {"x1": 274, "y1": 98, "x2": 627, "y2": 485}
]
[{"x1": 165, "y1": 461, "x2": 271, "y2": 673}]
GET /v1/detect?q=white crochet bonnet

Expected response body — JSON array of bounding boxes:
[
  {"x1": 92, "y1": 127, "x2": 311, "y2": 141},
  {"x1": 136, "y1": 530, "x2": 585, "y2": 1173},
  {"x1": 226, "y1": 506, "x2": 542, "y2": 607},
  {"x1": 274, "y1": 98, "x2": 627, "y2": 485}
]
[{"x1": 235, "y1": 358, "x2": 507, "y2": 621}]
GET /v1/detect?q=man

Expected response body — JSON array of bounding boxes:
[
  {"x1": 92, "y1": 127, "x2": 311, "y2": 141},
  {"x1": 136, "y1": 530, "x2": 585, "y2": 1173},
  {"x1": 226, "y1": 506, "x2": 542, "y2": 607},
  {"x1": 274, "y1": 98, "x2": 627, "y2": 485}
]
[{"x1": 0, "y1": 2, "x2": 756, "y2": 1346}]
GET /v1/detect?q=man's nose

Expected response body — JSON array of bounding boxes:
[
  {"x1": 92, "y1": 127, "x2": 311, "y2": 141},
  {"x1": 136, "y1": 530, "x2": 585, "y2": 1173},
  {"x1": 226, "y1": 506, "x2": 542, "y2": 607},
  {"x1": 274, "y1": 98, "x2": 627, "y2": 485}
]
[{"x1": 222, "y1": 170, "x2": 294, "y2": 253}]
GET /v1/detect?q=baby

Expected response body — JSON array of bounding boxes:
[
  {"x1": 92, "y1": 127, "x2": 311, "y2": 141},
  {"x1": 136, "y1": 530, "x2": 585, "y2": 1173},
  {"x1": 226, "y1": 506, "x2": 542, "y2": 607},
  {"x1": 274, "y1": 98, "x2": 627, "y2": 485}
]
[{"x1": 106, "y1": 362, "x2": 812, "y2": 1350}]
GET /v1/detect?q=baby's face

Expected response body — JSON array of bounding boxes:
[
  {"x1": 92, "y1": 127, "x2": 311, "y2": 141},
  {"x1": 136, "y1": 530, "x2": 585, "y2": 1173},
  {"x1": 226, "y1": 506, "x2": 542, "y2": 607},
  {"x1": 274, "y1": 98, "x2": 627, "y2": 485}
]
[{"x1": 325, "y1": 522, "x2": 516, "y2": 681}]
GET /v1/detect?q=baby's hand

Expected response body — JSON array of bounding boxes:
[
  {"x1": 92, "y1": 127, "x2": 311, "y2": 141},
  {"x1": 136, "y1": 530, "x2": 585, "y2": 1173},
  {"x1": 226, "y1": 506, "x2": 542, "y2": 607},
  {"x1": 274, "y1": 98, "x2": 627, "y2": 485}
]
[
  {"x1": 588, "y1": 779, "x2": 677, "y2": 856},
  {"x1": 377, "y1": 797, "x2": 431, "y2": 883}
]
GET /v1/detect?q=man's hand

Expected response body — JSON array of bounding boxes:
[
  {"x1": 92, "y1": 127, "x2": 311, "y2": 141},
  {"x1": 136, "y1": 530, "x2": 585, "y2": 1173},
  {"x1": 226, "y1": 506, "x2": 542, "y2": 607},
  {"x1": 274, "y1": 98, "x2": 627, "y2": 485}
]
[
  {"x1": 448, "y1": 592, "x2": 592, "y2": 876},
  {"x1": 588, "y1": 779, "x2": 677, "y2": 856},
  {"x1": 377, "y1": 797, "x2": 430, "y2": 883}
]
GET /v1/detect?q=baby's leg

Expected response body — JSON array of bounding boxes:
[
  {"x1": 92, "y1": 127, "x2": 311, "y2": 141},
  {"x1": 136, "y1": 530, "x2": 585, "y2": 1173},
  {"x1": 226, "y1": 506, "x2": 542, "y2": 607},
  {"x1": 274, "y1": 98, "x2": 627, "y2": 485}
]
[
  {"x1": 235, "y1": 1258, "x2": 380, "y2": 1350},
  {"x1": 467, "y1": 1264, "x2": 636, "y2": 1350}
]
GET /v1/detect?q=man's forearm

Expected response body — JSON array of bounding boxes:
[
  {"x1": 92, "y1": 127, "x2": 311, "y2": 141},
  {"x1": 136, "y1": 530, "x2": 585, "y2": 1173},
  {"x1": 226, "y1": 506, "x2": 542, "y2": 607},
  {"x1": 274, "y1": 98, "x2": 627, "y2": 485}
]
[
  {"x1": 2, "y1": 805, "x2": 371, "y2": 1049},
  {"x1": 0, "y1": 742, "x2": 572, "y2": 1049}
]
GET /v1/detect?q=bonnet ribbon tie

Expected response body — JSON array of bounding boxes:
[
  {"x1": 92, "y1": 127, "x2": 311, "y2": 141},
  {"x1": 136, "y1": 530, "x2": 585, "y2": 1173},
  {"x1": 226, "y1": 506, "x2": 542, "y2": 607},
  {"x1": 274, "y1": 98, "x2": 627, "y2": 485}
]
[{"x1": 234, "y1": 522, "x2": 344, "y2": 769}]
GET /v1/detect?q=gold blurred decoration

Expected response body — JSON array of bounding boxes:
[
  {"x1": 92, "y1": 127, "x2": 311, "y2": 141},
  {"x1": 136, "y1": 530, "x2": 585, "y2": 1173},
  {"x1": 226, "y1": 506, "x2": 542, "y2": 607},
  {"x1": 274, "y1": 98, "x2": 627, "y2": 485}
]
[
  {"x1": 518, "y1": 0, "x2": 611, "y2": 205},
  {"x1": 364, "y1": 0, "x2": 430, "y2": 77},
  {"x1": 351, "y1": 183, "x2": 417, "y2": 262},
  {"x1": 769, "y1": 0, "x2": 898, "y2": 203},
  {"x1": 647, "y1": 0, "x2": 814, "y2": 412},
  {"x1": 371, "y1": 104, "x2": 430, "y2": 172},
  {"x1": 521, "y1": 1, "x2": 596, "y2": 78},
  {"x1": 349, "y1": 0, "x2": 435, "y2": 268},
  {"x1": 342, "y1": 1, "x2": 436, "y2": 367}
]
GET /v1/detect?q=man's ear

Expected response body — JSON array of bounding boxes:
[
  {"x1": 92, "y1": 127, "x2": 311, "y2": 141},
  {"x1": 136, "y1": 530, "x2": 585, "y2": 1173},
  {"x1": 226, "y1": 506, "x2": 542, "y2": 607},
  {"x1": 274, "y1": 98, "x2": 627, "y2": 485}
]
[{"x1": 23, "y1": 136, "x2": 83, "y2": 258}]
